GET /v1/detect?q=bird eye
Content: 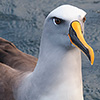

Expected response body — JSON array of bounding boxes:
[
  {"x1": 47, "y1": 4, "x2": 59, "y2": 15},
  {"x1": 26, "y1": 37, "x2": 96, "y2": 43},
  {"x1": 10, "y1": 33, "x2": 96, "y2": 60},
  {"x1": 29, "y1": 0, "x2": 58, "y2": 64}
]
[
  {"x1": 53, "y1": 18, "x2": 62, "y2": 25},
  {"x1": 83, "y1": 17, "x2": 86, "y2": 23}
]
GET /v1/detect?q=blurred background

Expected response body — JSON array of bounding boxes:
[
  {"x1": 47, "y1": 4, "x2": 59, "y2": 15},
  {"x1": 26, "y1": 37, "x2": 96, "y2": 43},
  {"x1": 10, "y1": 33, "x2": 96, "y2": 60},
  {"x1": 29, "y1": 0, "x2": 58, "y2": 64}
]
[{"x1": 0, "y1": 0, "x2": 100, "y2": 99}]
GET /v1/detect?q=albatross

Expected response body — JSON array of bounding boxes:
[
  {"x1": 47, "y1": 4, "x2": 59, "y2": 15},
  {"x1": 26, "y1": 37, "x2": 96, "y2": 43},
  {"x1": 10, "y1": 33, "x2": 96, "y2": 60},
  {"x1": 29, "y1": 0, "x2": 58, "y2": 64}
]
[{"x1": 0, "y1": 5, "x2": 94, "y2": 100}]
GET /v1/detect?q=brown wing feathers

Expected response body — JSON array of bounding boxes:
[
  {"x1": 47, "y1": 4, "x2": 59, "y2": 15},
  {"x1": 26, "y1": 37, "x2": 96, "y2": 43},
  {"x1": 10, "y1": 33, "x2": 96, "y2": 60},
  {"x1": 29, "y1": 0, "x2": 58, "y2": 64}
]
[
  {"x1": 0, "y1": 37, "x2": 37, "y2": 72},
  {"x1": 0, "y1": 37, "x2": 38, "y2": 100}
]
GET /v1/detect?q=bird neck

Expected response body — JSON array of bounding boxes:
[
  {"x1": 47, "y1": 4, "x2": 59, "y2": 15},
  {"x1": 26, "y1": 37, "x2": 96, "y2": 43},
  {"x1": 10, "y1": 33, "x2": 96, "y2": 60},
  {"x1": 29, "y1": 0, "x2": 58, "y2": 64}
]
[
  {"x1": 15, "y1": 42, "x2": 84, "y2": 100},
  {"x1": 34, "y1": 46, "x2": 83, "y2": 100}
]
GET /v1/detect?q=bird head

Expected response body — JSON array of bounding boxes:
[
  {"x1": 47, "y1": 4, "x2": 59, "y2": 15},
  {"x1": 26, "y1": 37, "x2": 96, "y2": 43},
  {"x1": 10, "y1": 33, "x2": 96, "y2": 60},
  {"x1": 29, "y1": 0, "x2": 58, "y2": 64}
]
[{"x1": 42, "y1": 5, "x2": 94, "y2": 65}]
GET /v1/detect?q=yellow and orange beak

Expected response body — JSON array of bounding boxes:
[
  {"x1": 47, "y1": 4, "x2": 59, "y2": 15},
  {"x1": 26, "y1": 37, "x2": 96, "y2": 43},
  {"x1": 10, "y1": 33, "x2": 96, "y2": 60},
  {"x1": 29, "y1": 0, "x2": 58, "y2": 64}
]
[{"x1": 68, "y1": 21, "x2": 94, "y2": 65}]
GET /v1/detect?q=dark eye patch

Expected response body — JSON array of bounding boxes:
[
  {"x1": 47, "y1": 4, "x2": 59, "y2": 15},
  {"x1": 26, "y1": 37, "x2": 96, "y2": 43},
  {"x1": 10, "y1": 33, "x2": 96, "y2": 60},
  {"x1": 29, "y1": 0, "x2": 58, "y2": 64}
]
[
  {"x1": 52, "y1": 17, "x2": 64, "y2": 25},
  {"x1": 83, "y1": 17, "x2": 86, "y2": 23}
]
